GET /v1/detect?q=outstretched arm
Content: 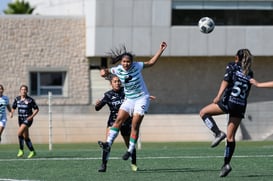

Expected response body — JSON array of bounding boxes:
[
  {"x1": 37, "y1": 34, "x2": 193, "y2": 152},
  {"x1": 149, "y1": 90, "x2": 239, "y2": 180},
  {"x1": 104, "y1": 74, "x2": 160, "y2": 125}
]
[
  {"x1": 250, "y1": 79, "x2": 273, "y2": 88},
  {"x1": 144, "y1": 42, "x2": 167, "y2": 68}
]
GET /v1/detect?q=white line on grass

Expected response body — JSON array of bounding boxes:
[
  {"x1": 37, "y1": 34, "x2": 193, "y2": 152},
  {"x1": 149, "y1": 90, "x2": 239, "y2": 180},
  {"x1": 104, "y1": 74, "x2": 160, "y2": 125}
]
[
  {"x1": 0, "y1": 179, "x2": 40, "y2": 181},
  {"x1": 0, "y1": 154, "x2": 273, "y2": 162}
]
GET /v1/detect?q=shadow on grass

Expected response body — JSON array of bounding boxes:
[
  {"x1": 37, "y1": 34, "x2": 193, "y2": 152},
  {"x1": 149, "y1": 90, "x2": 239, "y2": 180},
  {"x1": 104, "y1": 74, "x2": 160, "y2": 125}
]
[
  {"x1": 239, "y1": 174, "x2": 273, "y2": 178},
  {"x1": 138, "y1": 167, "x2": 217, "y2": 173}
]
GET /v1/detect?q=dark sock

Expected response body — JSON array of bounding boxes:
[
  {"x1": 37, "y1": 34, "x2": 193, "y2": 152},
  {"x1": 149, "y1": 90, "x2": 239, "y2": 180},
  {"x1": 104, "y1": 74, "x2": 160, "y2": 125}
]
[
  {"x1": 202, "y1": 115, "x2": 221, "y2": 135},
  {"x1": 131, "y1": 148, "x2": 137, "y2": 165},
  {"x1": 224, "y1": 141, "x2": 235, "y2": 164},
  {"x1": 25, "y1": 138, "x2": 34, "y2": 151},
  {"x1": 102, "y1": 150, "x2": 109, "y2": 165},
  {"x1": 18, "y1": 136, "x2": 24, "y2": 150}
]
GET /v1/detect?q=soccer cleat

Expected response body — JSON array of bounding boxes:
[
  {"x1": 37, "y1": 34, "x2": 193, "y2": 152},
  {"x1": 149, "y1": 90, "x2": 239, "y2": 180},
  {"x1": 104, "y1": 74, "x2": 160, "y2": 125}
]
[
  {"x1": 122, "y1": 151, "x2": 131, "y2": 160},
  {"x1": 98, "y1": 141, "x2": 110, "y2": 152},
  {"x1": 211, "y1": 131, "x2": 226, "y2": 148},
  {"x1": 131, "y1": 164, "x2": 138, "y2": 172},
  {"x1": 17, "y1": 149, "x2": 24, "y2": 157},
  {"x1": 98, "y1": 164, "x2": 107, "y2": 172},
  {"x1": 27, "y1": 151, "x2": 36, "y2": 159},
  {"x1": 219, "y1": 164, "x2": 232, "y2": 177}
]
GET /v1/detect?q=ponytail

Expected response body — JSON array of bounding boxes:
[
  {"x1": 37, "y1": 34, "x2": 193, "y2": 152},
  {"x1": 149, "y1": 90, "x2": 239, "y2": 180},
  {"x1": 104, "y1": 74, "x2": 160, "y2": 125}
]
[{"x1": 240, "y1": 49, "x2": 253, "y2": 75}]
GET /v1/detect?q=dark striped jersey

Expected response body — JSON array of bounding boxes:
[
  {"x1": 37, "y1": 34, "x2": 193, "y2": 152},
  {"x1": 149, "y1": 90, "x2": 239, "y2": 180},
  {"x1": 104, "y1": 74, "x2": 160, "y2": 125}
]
[
  {"x1": 95, "y1": 87, "x2": 131, "y2": 126},
  {"x1": 12, "y1": 96, "x2": 39, "y2": 122},
  {"x1": 222, "y1": 62, "x2": 253, "y2": 107}
]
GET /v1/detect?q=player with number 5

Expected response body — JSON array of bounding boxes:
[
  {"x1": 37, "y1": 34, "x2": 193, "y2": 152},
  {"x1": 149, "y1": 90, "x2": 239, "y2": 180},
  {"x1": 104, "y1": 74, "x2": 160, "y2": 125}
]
[{"x1": 199, "y1": 49, "x2": 254, "y2": 177}]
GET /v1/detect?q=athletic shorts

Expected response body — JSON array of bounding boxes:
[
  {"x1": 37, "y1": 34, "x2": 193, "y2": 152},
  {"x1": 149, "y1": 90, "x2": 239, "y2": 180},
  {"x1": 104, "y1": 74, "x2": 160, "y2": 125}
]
[
  {"x1": 218, "y1": 101, "x2": 246, "y2": 118},
  {"x1": 0, "y1": 116, "x2": 7, "y2": 127},
  {"x1": 120, "y1": 95, "x2": 150, "y2": 117},
  {"x1": 18, "y1": 119, "x2": 33, "y2": 127}
]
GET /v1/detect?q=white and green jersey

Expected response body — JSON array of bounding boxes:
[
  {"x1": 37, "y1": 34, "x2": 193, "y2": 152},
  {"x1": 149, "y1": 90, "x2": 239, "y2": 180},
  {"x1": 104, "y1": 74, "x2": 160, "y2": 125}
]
[
  {"x1": 0, "y1": 95, "x2": 9, "y2": 120},
  {"x1": 110, "y1": 62, "x2": 149, "y2": 100}
]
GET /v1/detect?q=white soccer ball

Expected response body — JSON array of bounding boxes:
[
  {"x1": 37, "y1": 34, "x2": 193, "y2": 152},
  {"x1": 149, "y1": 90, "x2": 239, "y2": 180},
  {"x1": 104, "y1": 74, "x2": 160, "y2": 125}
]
[{"x1": 198, "y1": 17, "x2": 215, "y2": 34}]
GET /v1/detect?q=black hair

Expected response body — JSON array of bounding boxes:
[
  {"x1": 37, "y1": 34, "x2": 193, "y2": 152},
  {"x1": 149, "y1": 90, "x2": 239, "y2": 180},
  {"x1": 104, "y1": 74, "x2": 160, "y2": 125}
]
[
  {"x1": 20, "y1": 84, "x2": 28, "y2": 91},
  {"x1": 105, "y1": 73, "x2": 117, "y2": 82},
  {"x1": 107, "y1": 45, "x2": 134, "y2": 64}
]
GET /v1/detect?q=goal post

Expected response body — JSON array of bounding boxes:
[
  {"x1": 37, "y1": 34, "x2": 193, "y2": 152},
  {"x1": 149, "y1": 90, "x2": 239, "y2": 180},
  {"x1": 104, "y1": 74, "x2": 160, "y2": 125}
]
[{"x1": 48, "y1": 91, "x2": 53, "y2": 151}]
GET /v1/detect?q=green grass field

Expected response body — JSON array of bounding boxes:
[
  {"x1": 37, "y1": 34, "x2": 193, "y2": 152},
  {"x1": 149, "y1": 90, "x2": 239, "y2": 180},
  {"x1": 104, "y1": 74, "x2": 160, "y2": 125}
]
[{"x1": 0, "y1": 141, "x2": 273, "y2": 181}]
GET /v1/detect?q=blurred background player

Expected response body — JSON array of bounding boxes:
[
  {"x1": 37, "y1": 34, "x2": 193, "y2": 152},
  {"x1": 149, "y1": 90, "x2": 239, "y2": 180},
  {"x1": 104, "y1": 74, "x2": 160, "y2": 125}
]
[
  {"x1": 11, "y1": 85, "x2": 39, "y2": 158},
  {"x1": 96, "y1": 75, "x2": 137, "y2": 172},
  {"x1": 0, "y1": 84, "x2": 12, "y2": 142},
  {"x1": 200, "y1": 49, "x2": 253, "y2": 177}
]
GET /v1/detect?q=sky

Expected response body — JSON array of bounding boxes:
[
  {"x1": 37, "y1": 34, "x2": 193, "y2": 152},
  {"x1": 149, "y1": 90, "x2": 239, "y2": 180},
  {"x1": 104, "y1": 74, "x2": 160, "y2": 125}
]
[{"x1": 0, "y1": 0, "x2": 11, "y2": 14}]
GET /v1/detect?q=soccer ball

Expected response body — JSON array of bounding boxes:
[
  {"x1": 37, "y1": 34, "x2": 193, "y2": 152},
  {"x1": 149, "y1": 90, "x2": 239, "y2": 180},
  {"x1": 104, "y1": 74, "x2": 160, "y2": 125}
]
[{"x1": 198, "y1": 17, "x2": 215, "y2": 34}]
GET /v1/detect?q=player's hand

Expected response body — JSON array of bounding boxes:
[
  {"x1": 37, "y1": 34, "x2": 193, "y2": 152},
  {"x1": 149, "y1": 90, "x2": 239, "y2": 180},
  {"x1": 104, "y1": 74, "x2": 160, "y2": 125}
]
[
  {"x1": 250, "y1": 78, "x2": 258, "y2": 86},
  {"x1": 213, "y1": 96, "x2": 220, "y2": 104},
  {"x1": 95, "y1": 100, "x2": 101, "y2": 106},
  {"x1": 149, "y1": 95, "x2": 156, "y2": 101},
  {"x1": 160, "y1": 42, "x2": 167, "y2": 51},
  {"x1": 100, "y1": 69, "x2": 109, "y2": 78}
]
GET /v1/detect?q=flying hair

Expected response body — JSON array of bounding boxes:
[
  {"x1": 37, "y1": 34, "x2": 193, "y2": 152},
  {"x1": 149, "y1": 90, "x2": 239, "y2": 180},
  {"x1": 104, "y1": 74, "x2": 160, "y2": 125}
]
[{"x1": 106, "y1": 45, "x2": 134, "y2": 64}]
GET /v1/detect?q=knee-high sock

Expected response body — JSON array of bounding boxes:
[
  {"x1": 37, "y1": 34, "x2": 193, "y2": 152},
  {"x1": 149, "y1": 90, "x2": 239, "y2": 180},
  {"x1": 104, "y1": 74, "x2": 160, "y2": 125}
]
[
  {"x1": 131, "y1": 148, "x2": 137, "y2": 165},
  {"x1": 107, "y1": 127, "x2": 119, "y2": 145},
  {"x1": 102, "y1": 148, "x2": 111, "y2": 164},
  {"x1": 224, "y1": 141, "x2": 235, "y2": 164},
  {"x1": 128, "y1": 135, "x2": 137, "y2": 153},
  {"x1": 25, "y1": 138, "x2": 35, "y2": 151},
  {"x1": 202, "y1": 115, "x2": 221, "y2": 135},
  {"x1": 18, "y1": 136, "x2": 24, "y2": 150}
]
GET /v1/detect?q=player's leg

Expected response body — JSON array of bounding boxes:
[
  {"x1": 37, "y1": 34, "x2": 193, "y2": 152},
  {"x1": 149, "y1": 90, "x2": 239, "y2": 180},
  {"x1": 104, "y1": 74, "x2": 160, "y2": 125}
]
[
  {"x1": 122, "y1": 114, "x2": 143, "y2": 160},
  {"x1": 219, "y1": 116, "x2": 241, "y2": 177},
  {"x1": 98, "y1": 109, "x2": 130, "y2": 154},
  {"x1": 17, "y1": 123, "x2": 26, "y2": 157},
  {"x1": 98, "y1": 127, "x2": 111, "y2": 172},
  {"x1": 0, "y1": 125, "x2": 4, "y2": 142},
  {"x1": 107, "y1": 109, "x2": 130, "y2": 145},
  {"x1": 200, "y1": 103, "x2": 226, "y2": 147},
  {"x1": 0, "y1": 119, "x2": 7, "y2": 142},
  {"x1": 122, "y1": 96, "x2": 149, "y2": 161},
  {"x1": 0, "y1": 126, "x2": 3, "y2": 142},
  {"x1": 121, "y1": 124, "x2": 138, "y2": 171},
  {"x1": 21, "y1": 122, "x2": 36, "y2": 158}
]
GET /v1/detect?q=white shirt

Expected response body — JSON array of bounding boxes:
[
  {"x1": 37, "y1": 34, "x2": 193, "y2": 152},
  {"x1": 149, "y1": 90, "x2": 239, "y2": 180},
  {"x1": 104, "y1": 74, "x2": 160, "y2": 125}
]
[{"x1": 110, "y1": 62, "x2": 149, "y2": 100}]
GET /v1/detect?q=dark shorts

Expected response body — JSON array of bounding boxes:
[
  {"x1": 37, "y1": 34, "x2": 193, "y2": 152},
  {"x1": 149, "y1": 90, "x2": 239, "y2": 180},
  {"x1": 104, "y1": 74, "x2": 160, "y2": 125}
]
[
  {"x1": 120, "y1": 120, "x2": 131, "y2": 137},
  {"x1": 19, "y1": 119, "x2": 33, "y2": 127},
  {"x1": 218, "y1": 101, "x2": 246, "y2": 118}
]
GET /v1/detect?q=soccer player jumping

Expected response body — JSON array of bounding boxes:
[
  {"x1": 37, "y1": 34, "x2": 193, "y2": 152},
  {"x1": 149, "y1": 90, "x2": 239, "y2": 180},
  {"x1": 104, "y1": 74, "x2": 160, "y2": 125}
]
[{"x1": 98, "y1": 41, "x2": 167, "y2": 167}]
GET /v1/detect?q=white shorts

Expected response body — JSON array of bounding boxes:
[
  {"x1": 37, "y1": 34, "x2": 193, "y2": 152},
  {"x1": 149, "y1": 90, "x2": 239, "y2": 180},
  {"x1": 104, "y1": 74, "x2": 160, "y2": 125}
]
[{"x1": 120, "y1": 95, "x2": 150, "y2": 117}]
